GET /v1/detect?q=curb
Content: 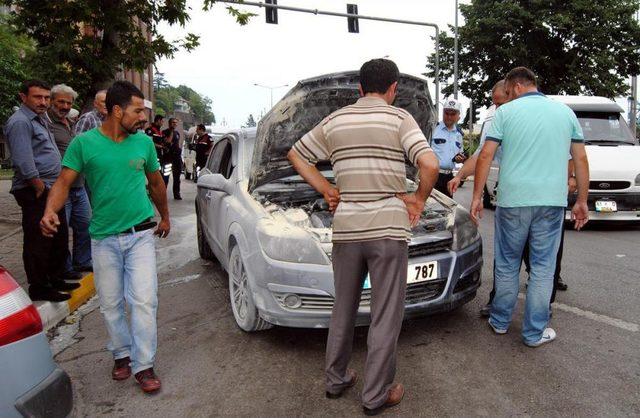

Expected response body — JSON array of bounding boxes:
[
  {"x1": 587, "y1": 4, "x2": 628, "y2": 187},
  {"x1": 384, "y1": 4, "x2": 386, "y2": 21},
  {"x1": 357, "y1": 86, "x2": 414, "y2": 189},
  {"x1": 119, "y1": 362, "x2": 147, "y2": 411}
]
[{"x1": 35, "y1": 273, "x2": 96, "y2": 331}]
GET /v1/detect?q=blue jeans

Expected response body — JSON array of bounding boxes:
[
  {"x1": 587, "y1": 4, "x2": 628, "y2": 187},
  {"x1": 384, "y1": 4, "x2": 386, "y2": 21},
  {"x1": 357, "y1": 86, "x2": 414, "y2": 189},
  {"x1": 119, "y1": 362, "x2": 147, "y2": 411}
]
[
  {"x1": 92, "y1": 229, "x2": 158, "y2": 374},
  {"x1": 65, "y1": 187, "x2": 92, "y2": 271},
  {"x1": 490, "y1": 206, "x2": 564, "y2": 344}
]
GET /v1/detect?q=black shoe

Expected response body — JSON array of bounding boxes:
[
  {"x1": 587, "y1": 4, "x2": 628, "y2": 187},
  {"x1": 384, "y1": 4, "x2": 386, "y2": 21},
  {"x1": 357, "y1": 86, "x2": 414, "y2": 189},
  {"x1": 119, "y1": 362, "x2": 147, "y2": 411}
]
[
  {"x1": 74, "y1": 264, "x2": 93, "y2": 273},
  {"x1": 51, "y1": 281, "x2": 81, "y2": 291},
  {"x1": 556, "y1": 277, "x2": 568, "y2": 291},
  {"x1": 479, "y1": 303, "x2": 491, "y2": 318},
  {"x1": 174, "y1": 195, "x2": 183, "y2": 200},
  {"x1": 29, "y1": 286, "x2": 71, "y2": 302}
]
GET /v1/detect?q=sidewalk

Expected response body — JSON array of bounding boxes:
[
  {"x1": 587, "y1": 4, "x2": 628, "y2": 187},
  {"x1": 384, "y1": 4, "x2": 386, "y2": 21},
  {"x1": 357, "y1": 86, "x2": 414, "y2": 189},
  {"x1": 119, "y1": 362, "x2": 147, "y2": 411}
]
[{"x1": 0, "y1": 179, "x2": 95, "y2": 330}]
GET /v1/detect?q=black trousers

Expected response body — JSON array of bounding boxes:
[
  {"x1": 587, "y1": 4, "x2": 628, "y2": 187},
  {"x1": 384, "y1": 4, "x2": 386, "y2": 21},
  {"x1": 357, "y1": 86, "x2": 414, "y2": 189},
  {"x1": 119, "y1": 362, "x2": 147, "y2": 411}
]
[
  {"x1": 435, "y1": 173, "x2": 454, "y2": 198},
  {"x1": 171, "y1": 158, "x2": 182, "y2": 197},
  {"x1": 12, "y1": 188, "x2": 69, "y2": 289},
  {"x1": 488, "y1": 224, "x2": 565, "y2": 305}
]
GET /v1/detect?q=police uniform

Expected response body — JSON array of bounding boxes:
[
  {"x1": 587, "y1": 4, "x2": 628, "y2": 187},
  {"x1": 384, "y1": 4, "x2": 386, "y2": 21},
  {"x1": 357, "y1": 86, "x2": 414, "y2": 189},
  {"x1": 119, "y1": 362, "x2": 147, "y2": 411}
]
[{"x1": 431, "y1": 105, "x2": 464, "y2": 197}]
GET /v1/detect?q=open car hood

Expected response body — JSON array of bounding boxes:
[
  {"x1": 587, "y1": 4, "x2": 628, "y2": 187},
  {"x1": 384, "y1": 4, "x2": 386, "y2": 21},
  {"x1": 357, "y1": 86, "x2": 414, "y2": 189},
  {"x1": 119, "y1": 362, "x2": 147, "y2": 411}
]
[{"x1": 248, "y1": 71, "x2": 436, "y2": 192}]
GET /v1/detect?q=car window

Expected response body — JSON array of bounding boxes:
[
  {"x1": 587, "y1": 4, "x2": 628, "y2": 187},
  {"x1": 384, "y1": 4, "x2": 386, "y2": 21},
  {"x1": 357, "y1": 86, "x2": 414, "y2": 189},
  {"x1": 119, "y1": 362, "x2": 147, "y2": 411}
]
[
  {"x1": 219, "y1": 142, "x2": 234, "y2": 179},
  {"x1": 207, "y1": 139, "x2": 227, "y2": 172},
  {"x1": 575, "y1": 111, "x2": 636, "y2": 144}
]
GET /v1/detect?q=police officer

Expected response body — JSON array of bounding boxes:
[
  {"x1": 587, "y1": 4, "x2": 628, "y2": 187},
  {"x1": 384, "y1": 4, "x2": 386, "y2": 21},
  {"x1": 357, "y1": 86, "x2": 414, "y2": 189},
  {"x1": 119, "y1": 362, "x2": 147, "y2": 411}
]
[{"x1": 431, "y1": 99, "x2": 466, "y2": 197}]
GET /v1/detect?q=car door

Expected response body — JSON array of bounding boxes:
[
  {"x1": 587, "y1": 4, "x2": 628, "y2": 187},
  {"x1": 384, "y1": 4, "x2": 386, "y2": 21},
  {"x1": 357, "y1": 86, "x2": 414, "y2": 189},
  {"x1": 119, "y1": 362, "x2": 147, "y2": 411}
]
[
  {"x1": 199, "y1": 139, "x2": 227, "y2": 247},
  {"x1": 204, "y1": 138, "x2": 234, "y2": 260}
]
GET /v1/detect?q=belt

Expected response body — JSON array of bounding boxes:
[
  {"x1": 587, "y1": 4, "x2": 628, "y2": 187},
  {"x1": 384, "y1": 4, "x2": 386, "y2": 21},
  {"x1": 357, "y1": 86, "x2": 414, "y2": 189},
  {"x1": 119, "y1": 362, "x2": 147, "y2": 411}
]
[
  {"x1": 119, "y1": 218, "x2": 156, "y2": 234},
  {"x1": 439, "y1": 169, "x2": 453, "y2": 175}
]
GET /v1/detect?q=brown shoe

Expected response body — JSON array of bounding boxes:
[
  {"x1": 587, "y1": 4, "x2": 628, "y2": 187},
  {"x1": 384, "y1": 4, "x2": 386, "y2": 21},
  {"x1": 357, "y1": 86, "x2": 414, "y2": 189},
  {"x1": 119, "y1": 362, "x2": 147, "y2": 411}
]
[
  {"x1": 111, "y1": 357, "x2": 131, "y2": 381},
  {"x1": 363, "y1": 383, "x2": 404, "y2": 416},
  {"x1": 325, "y1": 368, "x2": 358, "y2": 399},
  {"x1": 134, "y1": 368, "x2": 161, "y2": 394}
]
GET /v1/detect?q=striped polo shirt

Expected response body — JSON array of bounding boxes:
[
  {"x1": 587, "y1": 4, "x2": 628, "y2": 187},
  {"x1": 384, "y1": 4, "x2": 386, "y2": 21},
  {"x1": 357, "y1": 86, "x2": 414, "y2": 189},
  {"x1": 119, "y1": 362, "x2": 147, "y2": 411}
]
[{"x1": 291, "y1": 96, "x2": 432, "y2": 243}]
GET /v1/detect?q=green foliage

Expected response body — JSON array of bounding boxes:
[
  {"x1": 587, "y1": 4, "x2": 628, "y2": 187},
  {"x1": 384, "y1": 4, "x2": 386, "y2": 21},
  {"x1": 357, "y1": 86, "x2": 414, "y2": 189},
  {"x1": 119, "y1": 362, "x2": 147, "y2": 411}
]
[
  {"x1": 427, "y1": 0, "x2": 640, "y2": 107},
  {"x1": 1, "y1": 0, "x2": 256, "y2": 109},
  {"x1": 244, "y1": 114, "x2": 256, "y2": 128},
  {"x1": 0, "y1": 17, "x2": 35, "y2": 123},
  {"x1": 154, "y1": 79, "x2": 215, "y2": 125}
]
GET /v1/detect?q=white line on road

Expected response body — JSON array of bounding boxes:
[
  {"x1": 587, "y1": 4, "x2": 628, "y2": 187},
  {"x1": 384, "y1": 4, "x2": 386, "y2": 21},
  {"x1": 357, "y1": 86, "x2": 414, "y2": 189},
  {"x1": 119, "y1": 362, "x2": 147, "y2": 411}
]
[
  {"x1": 517, "y1": 293, "x2": 638, "y2": 333},
  {"x1": 159, "y1": 274, "x2": 201, "y2": 288}
]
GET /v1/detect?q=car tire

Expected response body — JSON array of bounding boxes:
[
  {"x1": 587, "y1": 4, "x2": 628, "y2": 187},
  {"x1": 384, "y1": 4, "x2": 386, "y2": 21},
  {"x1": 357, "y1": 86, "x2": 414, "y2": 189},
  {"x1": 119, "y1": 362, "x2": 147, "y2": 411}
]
[
  {"x1": 483, "y1": 185, "x2": 496, "y2": 210},
  {"x1": 196, "y1": 207, "x2": 215, "y2": 261},
  {"x1": 228, "y1": 245, "x2": 273, "y2": 332}
]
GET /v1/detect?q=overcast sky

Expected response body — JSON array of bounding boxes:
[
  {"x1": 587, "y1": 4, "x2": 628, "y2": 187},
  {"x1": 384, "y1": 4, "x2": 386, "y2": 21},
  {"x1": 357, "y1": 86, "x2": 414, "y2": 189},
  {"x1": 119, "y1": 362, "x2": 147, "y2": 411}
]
[{"x1": 157, "y1": 0, "x2": 465, "y2": 128}]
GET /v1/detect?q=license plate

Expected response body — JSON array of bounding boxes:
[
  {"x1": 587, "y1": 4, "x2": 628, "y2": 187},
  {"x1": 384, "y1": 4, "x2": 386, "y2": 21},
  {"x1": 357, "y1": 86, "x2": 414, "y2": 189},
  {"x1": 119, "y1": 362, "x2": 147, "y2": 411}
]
[
  {"x1": 595, "y1": 200, "x2": 617, "y2": 213},
  {"x1": 363, "y1": 261, "x2": 439, "y2": 289}
]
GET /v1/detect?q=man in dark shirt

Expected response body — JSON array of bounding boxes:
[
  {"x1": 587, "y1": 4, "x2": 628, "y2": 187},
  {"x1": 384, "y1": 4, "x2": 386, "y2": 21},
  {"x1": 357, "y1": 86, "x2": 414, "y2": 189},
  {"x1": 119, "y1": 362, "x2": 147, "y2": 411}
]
[
  {"x1": 162, "y1": 117, "x2": 182, "y2": 200},
  {"x1": 47, "y1": 84, "x2": 92, "y2": 275},
  {"x1": 4, "y1": 80, "x2": 74, "y2": 302},
  {"x1": 145, "y1": 115, "x2": 170, "y2": 185},
  {"x1": 195, "y1": 124, "x2": 213, "y2": 173}
]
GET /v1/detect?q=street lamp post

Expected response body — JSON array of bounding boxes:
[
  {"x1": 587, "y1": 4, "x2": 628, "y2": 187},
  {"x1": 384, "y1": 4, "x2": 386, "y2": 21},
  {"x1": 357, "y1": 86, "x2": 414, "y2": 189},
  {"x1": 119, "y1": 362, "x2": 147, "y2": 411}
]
[{"x1": 253, "y1": 83, "x2": 289, "y2": 107}]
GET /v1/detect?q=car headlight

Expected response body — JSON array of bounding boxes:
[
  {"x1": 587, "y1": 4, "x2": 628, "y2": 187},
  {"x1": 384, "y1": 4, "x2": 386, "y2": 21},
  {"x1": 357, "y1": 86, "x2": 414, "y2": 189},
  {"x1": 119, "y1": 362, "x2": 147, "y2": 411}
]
[
  {"x1": 256, "y1": 220, "x2": 330, "y2": 265},
  {"x1": 635, "y1": 173, "x2": 640, "y2": 186},
  {"x1": 450, "y1": 205, "x2": 480, "y2": 251}
]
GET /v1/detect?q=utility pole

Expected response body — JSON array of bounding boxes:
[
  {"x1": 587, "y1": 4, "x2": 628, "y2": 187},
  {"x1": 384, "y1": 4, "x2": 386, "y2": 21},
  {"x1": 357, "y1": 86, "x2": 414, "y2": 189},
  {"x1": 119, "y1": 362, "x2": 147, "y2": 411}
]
[
  {"x1": 454, "y1": 0, "x2": 459, "y2": 99},
  {"x1": 253, "y1": 83, "x2": 289, "y2": 107},
  {"x1": 632, "y1": 7, "x2": 640, "y2": 137}
]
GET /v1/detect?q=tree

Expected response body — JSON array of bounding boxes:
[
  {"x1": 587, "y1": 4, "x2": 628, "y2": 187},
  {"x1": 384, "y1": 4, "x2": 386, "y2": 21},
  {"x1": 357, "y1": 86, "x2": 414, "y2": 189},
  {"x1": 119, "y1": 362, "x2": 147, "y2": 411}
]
[
  {"x1": 1, "y1": 0, "x2": 256, "y2": 109},
  {"x1": 154, "y1": 81, "x2": 215, "y2": 125},
  {"x1": 153, "y1": 72, "x2": 169, "y2": 92},
  {"x1": 426, "y1": 0, "x2": 640, "y2": 107},
  {"x1": 0, "y1": 16, "x2": 35, "y2": 123},
  {"x1": 244, "y1": 114, "x2": 256, "y2": 128}
]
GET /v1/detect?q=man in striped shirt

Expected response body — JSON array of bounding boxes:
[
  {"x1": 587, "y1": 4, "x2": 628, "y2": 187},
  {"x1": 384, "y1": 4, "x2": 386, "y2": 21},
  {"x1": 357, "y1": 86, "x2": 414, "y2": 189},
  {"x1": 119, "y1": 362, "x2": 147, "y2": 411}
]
[{"x1": 288, "y1": 59, "x2": 439, "y2": 416}]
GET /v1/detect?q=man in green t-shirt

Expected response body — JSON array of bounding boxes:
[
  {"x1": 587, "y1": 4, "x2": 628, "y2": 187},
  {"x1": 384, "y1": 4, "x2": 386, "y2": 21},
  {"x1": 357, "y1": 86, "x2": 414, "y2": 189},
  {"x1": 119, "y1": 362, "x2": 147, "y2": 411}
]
[{"x1": 40, "y1": 81, "x2": 170, "y2": 394}]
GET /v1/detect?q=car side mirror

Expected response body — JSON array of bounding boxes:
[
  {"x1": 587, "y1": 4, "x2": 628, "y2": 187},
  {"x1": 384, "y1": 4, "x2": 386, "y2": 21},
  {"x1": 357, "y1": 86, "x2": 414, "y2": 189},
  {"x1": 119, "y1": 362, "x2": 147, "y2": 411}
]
[{"x1": 197, "y1": 173, "x2": 233, "y2": 195}]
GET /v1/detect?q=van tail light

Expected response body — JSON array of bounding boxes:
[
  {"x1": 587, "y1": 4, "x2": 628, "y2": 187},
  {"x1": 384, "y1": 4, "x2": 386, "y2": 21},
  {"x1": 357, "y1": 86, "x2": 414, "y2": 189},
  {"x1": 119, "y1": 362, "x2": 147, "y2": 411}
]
[{"x1": 0, "y1": 267, "x2": 43, "y2": 347}]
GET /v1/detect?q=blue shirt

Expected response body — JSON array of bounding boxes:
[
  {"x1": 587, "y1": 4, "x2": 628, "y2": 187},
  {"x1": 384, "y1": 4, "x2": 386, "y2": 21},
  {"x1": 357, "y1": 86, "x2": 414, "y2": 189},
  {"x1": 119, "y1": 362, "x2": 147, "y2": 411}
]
[
  {"x1": 4, "y1": 105, "x2": 61, "y2": 192},
  {"x1": 486, "y1": 92, "x2": 584, "y2": 207},
  {"x1": 431, "y1": 122, "x2": 463, "y2": 170}
]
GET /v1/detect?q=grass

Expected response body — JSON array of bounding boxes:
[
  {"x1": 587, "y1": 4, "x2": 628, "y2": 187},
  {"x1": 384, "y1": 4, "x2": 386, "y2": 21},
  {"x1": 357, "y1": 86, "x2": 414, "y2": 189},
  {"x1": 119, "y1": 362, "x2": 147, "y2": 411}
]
[{"x1": 0, "y1": 168, "x2": 12, "y2": 180}]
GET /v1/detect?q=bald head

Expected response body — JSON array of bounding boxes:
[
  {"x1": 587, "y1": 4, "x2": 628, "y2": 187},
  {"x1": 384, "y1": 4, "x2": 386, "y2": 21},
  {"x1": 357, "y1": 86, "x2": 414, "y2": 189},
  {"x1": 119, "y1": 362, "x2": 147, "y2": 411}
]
[
  {"x1": 94, "y1": 89, "x2": 107, "y2": 116},
  {"x1": 491, "y1": 80, "x2": 509, "y2": 108}
]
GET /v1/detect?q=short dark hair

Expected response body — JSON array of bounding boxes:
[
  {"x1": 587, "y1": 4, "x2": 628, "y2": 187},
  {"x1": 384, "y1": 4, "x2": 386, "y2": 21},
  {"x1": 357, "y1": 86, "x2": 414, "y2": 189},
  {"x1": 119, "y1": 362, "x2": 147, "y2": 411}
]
[
  {"x1": 105, "y1": 81, "x2": 145, "y2": 114},
  {"x1": 154, "y1": 114, "x2": 164, "y2": 123},
  {"x1": 505, "y1": 67, "x2": 537, "y2": 87},
  {"x1": 197, "y1": 124, "x2": 206, "y2": 131},
  {"x1": 359, "y1": 59, "x2": 399, "y2": 94},
  {"x1": 168, "y1": 117, "x2": 177, "y2": 124},
  {"x1": 20, "y1": 79, "x2": 50, "y2": 95}
]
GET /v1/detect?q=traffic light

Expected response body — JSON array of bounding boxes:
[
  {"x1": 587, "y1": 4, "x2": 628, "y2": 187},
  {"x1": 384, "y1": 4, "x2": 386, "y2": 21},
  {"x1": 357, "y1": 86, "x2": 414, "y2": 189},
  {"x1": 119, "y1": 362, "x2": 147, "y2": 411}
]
[
  {"x1": 347, "y1": 4, "x2": 359, "y2": 33},
  {"x1": 266, "y1": 0, "x2": 278, "y2": 24},
  {"x1": 473, "y1": 106, "x2": 481, "y2": 124}
]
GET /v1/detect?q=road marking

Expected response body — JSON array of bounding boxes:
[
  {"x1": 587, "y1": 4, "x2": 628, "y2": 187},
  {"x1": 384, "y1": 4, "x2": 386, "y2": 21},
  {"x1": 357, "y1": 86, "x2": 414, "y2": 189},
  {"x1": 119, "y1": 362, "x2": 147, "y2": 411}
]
[
  {"x1": 159, "y1": 274, "x2": 201, "y2": 288},
  {"x1": 517, "y1": 293, "x2": 638, "y2": 333}
]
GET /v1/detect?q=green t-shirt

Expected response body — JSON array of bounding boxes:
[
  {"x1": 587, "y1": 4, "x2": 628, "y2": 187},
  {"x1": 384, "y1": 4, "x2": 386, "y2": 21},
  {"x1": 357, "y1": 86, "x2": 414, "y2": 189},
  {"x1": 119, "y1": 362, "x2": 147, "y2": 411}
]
[
  {"x1": 486, "y1": 92, "x2": 584, "y2": 207},
  {"x1": 62, "y1": 128, "x2": 160, "y2": 239}
]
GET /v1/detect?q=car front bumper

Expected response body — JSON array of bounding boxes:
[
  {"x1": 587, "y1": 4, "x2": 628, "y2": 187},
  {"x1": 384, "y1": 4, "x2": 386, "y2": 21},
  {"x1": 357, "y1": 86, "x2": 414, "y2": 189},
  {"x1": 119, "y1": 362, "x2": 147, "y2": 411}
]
[
  {"x1": 567, "y1": 192, "x2": 640, "y2": 221},
  {"x1": 245, "y1": 239, "x2": 483, "y2": 329}
]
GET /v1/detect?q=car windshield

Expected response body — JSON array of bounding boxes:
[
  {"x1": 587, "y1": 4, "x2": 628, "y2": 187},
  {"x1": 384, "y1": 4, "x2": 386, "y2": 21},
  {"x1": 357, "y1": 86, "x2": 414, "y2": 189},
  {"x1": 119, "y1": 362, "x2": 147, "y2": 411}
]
[{"x1": 575, "y1": 111, "x2": 636, "y2": 144}]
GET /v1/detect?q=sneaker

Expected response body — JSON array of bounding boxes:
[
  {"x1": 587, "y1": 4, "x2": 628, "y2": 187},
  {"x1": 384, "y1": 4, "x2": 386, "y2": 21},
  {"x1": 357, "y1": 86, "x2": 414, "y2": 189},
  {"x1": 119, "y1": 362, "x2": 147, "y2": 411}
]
[
  {"x1": 525, "y1": 327, "x2": 556, "y2": 347},
  {"x1": 488, "y1": 319, "x2": 507, "y2": 335},
  {"x1": 479, "y1": 303, "x2": 491, "y2": 318},
  {"x1": 134, "y1": 368, "x2": 162, "y2": 393},
  {"x1": 28, "y1": 286, "x2": 71, "y2": 302}
]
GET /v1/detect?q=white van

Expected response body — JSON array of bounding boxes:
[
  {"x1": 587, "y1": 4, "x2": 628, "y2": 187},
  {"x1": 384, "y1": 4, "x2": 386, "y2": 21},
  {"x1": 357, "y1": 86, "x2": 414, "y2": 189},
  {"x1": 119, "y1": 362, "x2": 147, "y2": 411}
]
[{"x1": 483, "y1": 95, "x2": 640, "y2": 222}]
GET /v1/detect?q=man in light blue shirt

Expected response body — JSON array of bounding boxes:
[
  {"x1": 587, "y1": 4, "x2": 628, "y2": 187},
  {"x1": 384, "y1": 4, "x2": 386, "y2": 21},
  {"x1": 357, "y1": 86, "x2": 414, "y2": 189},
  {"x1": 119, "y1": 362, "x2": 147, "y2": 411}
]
[
  {"x1": 471, "y1": 67, "x2": 590, "y2": 348},
  {"x1": 431, "y1": 99, "x2": 466, "y2": 197}
]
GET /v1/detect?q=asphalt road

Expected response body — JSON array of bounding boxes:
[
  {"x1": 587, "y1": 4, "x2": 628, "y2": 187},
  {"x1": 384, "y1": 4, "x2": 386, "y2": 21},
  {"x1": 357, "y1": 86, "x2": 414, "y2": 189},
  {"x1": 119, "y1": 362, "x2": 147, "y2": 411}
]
[{"x1": 54, "y1": 179, "x2": 640, "y2": 417}]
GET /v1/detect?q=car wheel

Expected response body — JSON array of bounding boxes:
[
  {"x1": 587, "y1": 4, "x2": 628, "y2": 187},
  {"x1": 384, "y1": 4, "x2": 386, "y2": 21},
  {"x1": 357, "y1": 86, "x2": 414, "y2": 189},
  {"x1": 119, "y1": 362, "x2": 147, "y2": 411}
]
[
  {"x1": 228, "y1": 245, "x2": 273, "y2": 332},
  {"x1": 196, "y1": 208, "x2": 215, "y2": 261},
  {"x1": 483, "y1": 185, "x2": 496, "y2": 210}
]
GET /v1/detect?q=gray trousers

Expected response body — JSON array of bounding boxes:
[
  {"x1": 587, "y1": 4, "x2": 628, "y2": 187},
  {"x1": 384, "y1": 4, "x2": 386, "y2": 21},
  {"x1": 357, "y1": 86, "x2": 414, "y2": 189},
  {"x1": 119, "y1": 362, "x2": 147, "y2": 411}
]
[{"x1": 325, "y1": 239, "x2": 408, "y2": 409}]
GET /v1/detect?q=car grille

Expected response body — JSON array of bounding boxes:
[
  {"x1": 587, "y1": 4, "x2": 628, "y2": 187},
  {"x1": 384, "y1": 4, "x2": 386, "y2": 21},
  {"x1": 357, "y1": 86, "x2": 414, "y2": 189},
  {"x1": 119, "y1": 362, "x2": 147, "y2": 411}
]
[
  {"x1": 408, "y1": 239, "x2": 452, "y2": 258},
  {"x1": 568, "y1": 193, "x2": 640, "y2": 211},
  {"x1": 273, "y1": 279, "x2": 447, "y2": 311},
  {"x1": 589, "y1": 181, "x2": 631, "y2": 191}
]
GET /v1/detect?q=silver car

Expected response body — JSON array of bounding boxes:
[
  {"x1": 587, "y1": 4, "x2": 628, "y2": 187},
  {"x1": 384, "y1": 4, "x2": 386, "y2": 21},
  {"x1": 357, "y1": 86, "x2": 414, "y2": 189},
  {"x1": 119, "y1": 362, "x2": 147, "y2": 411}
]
[
  {"x1": 196, "y1": 71, "x2": 483, "y2": 332},
  {"x1": 0, "y1": 266, "x2": 73, "y2": 417}
]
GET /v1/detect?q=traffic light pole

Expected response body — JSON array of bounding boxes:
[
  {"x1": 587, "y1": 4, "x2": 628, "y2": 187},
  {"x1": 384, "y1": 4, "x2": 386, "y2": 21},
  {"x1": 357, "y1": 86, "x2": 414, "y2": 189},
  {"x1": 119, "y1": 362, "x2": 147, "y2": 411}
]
[{"x1": 215, "y1": 0, "x2": 442, "y2": 114}]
